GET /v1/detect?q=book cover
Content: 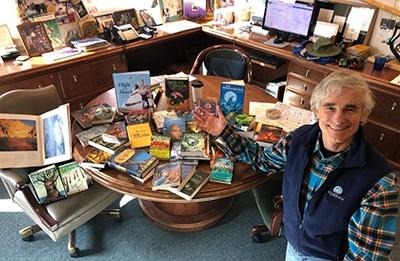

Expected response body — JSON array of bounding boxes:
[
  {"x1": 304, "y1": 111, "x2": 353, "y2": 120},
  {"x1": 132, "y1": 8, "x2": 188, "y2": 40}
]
[
  {"x1": 81, "y1": 147, "x2": 112, "y2": 169},
  {"x1": 0, "y1": 104, "x2": 72, "y2": 169},
  {"x1": 149, "y1": 135, "x2": 171, "y2": 160},
  {"x1": 152, "y1": 110, "x2": 177, "y2": 132},
  {"x1": 165, "y1": 77, "x2": 190, "y2": 111},
  {"x1": 178, "y1": 164, "x2": 197, "y2": 190},
  {"x1": 58, "y1": 161, "x2": 89, "y2": 196},
  {"x1": 167, "y1": 169, "x2": 209, "y2": 200},
  {"x1": 126, "y1": 122, "x2": 152, "y2": 148},
  {"x1": 209, "y1": 157, "x2": 234, "y2": 185},
  {"x1": 72, "y1": 103, "x2": 116, "y2": 129},
  {"x1": 220, "y1": 81, "x2": 245, "y2": 115},
  {"x1": 254, "y1": 124, "x2": 283, "y2": 144},
  {"x1": 183, "y1": 0, "x2": 207, "y2": 18},
  {"x1": 75, "y1": 124, "x2": 110, "y2": 147},
  {"x1": 107, "y1": 145, "x2": 159, "y2": 178},
  {"x1": 152, "y1": 162, "x2": 181, "y2": 191},
  {"x1": 163, "y1": 117, "x2": 186, "y2": 141},
  {"x1": 199, "y1": 98, "x2": 218, "y2": 117},
  {"x1": 88, "y1": 121, "x2": 128, "y2": 155},
  {"x1": 180, "y1": 132, "x2": 205, "y2": 156},
  {"x1": 113, "y1": 71, "x2": 153, "y2": 113},
  {"x1": 125, "y1": 109, "x2": 151, "y2": 125},
  {"x1": 28, "y1": 165, "x2": 67, "y2": 204}
]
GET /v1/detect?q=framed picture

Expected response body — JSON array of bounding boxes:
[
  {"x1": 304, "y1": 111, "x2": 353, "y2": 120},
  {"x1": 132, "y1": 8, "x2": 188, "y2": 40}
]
[
  {"x1": 17, "y1": 22, "x2": 53, "y2": 57},
  {"x1": 159, "y1": 0, "x2": 183, "y2": 22},
  {"x1": 0, "y1": 24, "x2": 14, "y2": 49},
  {"x1": 112, "y1": 9, "x2": 140, "y2": 30},
  {"x1": 72, "y1": 0, "x2": 89, "y2": 19},
  {"x1": 42, "y1": 19, "x2": 65, "y2": 49},
  {"x1": 95, "y1": 14, "x2": 115, "y2": 32}
]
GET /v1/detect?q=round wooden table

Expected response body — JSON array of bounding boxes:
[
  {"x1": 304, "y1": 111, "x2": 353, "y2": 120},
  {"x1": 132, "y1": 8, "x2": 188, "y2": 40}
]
[{"x1": 73, "y1": 75, "x2": 277, "y2": 232}]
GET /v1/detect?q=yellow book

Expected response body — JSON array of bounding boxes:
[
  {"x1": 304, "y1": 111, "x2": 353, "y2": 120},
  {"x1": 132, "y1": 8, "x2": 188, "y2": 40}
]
[{"x1": 126, "y1": 122, "x2": 152, "y2": 148}]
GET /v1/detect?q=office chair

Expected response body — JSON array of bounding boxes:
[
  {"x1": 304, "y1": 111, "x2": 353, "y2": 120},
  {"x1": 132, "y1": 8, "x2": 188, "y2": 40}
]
[
  {"x1": 190, "y1": 44, "x2": 252, "y2": 83},
  {"x1": 251, "y1": 172, "x2": 284, "y2": 243},
  {"x1": 0, "y1": 85, "x2": 122, "y2": 257}
]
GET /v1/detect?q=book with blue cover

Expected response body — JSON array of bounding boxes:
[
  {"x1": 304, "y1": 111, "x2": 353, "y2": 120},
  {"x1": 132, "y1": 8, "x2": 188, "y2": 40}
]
[
  {"x1": 220, "y1": 80, "x2": 245, "y2": 115},
  {"x1": 209, "y1": 157, "x2": 234, "y2": 185},
  {"x1": 112, "y1": 71, "x2": 153, "y2": 112}
]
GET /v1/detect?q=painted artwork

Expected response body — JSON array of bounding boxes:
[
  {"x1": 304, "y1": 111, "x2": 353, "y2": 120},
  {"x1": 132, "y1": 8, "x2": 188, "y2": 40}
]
[
  {"x1": 43, "y1": 114, "x2": 65, "y2": 158},
  {"x1": 43, "y1": 18, "x2": 65, "y2": 49},
  {"x1": 0, "y1": 119, "x2": 37, "y2": 151}
]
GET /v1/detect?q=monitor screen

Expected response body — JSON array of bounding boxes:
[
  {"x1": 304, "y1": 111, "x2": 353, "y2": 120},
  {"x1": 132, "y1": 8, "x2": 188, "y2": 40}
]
[{"x1": 262, "y1": 0, "x2": 314, "y2": 37}]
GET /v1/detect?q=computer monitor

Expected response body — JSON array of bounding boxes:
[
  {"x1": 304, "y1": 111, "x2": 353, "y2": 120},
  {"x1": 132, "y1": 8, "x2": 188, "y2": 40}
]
[{"x1": 262, "y1": 0, "x2": 315, "y2": 43}]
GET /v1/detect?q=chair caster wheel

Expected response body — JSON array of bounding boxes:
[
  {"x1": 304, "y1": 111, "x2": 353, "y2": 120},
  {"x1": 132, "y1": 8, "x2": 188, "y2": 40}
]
[
  {"x1": 251, "y1": 225, "x2": 270, "y2": 243},
  {"x1": 251, "y1": 232, "x2": 271, "y2": 243},
  {"x1": 21, "y1": 234, "x2": 34, "y2": 242},
  {"x1": 69, "y1": 247, "x2": 80, "y2": 258}
]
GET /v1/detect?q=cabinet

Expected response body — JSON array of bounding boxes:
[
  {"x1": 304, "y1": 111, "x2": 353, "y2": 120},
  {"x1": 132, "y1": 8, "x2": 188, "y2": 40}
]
[
  {"x1": 0, "y1": 72, "x2": 60, "y2": 96},
  {"x1": 58, "y1": 54, "x2": 127, "y2": 111}
]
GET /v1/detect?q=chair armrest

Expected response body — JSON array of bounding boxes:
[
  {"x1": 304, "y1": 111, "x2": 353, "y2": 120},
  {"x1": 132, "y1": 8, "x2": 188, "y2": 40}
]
[{"x1": 0, "y1": 168, "x2": 29, "y2": 189}]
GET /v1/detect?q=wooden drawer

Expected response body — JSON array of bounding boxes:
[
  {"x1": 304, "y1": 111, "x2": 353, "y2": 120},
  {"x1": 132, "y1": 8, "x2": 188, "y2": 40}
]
[
  {"x1": 58, "y1": 54, "x2": 127, "y2": 100},
  {"x1": 289, "y1": 62, "x2": 328, "y2": 82},
  {"x1": 364, "y1": 122, "x2": 399, "y2": 161},
  {"x1": 286, "y1": 73, "x2": 316, "y2": 96},
  {"x1": 0, "y1": 73, "x2": 59, "y2": 95},
  {"x1": 283, "y1": 89, "x2": 311, "y2": 110},
  {"x1": 368, "y1": 84, "x2": 400, "y2": 130}
]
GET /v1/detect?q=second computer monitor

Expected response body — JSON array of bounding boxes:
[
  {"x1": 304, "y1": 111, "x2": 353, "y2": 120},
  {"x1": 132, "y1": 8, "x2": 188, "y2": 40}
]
[{"x1": 262, "y1": 0, "x2": 314, "y2": 43}]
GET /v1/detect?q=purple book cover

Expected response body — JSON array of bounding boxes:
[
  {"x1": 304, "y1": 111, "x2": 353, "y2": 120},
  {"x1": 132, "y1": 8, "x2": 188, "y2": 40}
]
[{"x1": 183, "y1": 0, "x2": 207, "y2": 18}]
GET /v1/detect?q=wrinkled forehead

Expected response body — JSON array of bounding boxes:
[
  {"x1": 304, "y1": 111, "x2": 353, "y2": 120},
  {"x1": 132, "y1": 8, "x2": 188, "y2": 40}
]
[{"x1": 321, "y1": 85, "x2": 364, "y2": 106}]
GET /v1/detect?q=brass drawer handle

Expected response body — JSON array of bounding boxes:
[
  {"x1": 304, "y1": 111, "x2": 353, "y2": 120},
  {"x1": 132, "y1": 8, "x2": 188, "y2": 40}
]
[
  {"x1": 72, "y1": 74, "x2": 78, "y2": 83},
  {"x1": 391, "y1": 102, "x2": 397, "y2": 111},
  {"x1": 379, "y1": 133, "x2": 385, "y2": 141},
  {"x1": 79, "y1": 103, "x2": 84, "y2": 109},
  {"x1": 37, "y1": 84, "x2": 43, "y2": 88},
  {"x1": 300, "y1": 98, "x2": 305, "y2": 105},
  {"x1": 305, "y1": 69, "x2": 310, "y2": 77},
  {"x1": 112, "y1": 64, "x2": 117, "y2": 71},
  {"x1": 303, "y1": 85, "x2": 307, "y2": 91}
]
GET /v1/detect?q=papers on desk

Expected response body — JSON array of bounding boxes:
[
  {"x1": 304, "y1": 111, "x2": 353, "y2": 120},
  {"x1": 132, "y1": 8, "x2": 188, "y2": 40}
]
[
  {"x1": 249, "y1": 101, "x2": 316, "y2": 133},
  {"x1": 156, "y1": 20, "x2": 201, "y2": 34}
]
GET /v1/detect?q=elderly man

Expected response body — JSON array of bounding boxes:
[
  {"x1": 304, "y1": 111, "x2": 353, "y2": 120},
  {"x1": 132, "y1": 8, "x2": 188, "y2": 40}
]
[{"x1": 193, "y1": 70, "x2": 398, "y2": 260}]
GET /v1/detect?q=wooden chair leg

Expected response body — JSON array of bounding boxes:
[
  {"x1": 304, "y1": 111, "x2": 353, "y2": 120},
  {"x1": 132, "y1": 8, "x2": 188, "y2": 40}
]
[
  {"x1": 19, "y1": 224, "x2": 42, "y2": 241},
  {"x1": 68, "y1": 230, "x2": 79, "y2": 258}
]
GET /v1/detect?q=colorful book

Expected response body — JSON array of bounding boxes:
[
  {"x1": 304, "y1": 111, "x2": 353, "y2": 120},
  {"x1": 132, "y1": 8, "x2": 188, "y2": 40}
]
[
  {"x1": 254, "y1": 124, "x2": 283, "y2": 144},
  {"x1": 126, "y1": 122, "x2": 152, "y2": 148},
  {"x1": 72, "y1": 103, "x2": 116, "y2": 129},
  {"x1": 75, "y1": 124, "x2": 110, "y2": 147},
  {"x1": 180, "y1": 132, "x2": 206, "y2": 157},
  {"x1": 220, "y1": 80, "x2": 245, "y2": 115},
  {"x1": 58, "y1": 161, "x2": 90, "y2": 196},
  {"x1": 183, "y1": 0, "x2": 207, "y2": 18},
  {"x1": 80, "y1": 147, "x2": 112, "y2": 169},
  {"x1": 178, "y1": 164, "x2": 197, "y2": 190},
  {"x1": 165, "y1": 77, "x2": 190, "y2": 111},
  {"x1": 163, "y1": 116, "x2": 186, "y2": 141},
  {"x1": 28, "y1": 165, "x2": 67, "y2": 205},
  {"x1": 209, "y1": 157, "x2": 234, "y2": 185},
  {"x1": 88, "y1": 121, "x2": 128, "y2": 155},
  {"x1": 125, "y1": 109, "x2": 151, "y2": 125},
  {"x1": 199, "y1": 98, "x2": 218, "y2": 117},
  {"x1": 152, "y1": 162, "x2": 181, "y2": 191},
  {"x1": 107, "y1": 145, "x2": 159, "y2": 178},
  {"x1": 112, "y1": 71, "x2": 153, "y2": 112},
  {"x1": 0, "y1": 104, "x2": 72, "y2": 169},
  {"x1": 167, "y1": 169, "x2": 210, "y2": 200},
  {"x1": 149, "y1": 135, "x2": 171, "y2": 160}
]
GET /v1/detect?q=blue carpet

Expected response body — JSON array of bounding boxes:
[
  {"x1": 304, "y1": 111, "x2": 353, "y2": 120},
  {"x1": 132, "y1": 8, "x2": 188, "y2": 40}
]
[{"x1": 0, "y1": 183, "x2": 287, "y2": 261}]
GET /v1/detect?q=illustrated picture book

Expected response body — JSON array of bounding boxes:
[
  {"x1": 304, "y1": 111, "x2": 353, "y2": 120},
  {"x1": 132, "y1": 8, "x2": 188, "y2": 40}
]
[
  {"x1": 113, "y1": 71, "x2": 153, "y2": 112},
  {"x1": 75, "y1": 124, "x2": 110, "y2": 147},
  {"x1": 149, "y1": 135, "x2": 171, "y2": 160},
  {"x1": 28, "y1": 165, "x2": 67, "y2": 205},
  {"x1": 126, "y1": 122, "x2": 152, "y2": 149},
  {"x1": 0, "y1": 104, "x2": 72, "y2": 169},
  {"x1": 220, "y1": 80, "x2": 245, "y2": 115},
  {"x1": 58, "y1": 161, "x2": 91, "y2": 196},
  {"x1": 254, "y1": 124, "x2": 283, "y2": 145},
  {"x1": 152, "y1": 110, "x2": 177, "y2": 132},
  {"x1": 163, "y1": 116, "x2": 186, "y2": 141},
  {"x1": 80, "y1": 147, "x2": 112, "y2": 169},
  {"x1": 72, "y1": 103, "x2": 116, "y2": 129},
  {"x1": 152, "y1": 162, "x2": 181, "y2": 191},
  {"x1": 180, "y1": 132, "x2": 206, "y2": 157},
  {"x1": 198, "y1": 98, "x2": 218, "y2": 117},
  {"x1": 167, "y1": 169, "x2": 210, "y2": 200},
  {"x1": 107, "y1": 145, "x2": 159, "y2": 179},
  {"x1": 209, "y1": 157, "x2": 234, "y2": 185},
  {"x1": 165, "y1": 77, "x2": 190, "y2": 111},
  {"x1": 88, "y1": 121, "x2": 128, "y2": 155}
]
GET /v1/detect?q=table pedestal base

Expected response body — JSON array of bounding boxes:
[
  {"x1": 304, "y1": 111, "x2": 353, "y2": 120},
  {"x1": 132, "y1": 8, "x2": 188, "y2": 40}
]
[{"x1": 139, "y1": 198, "x2": 234, "y2": 232}]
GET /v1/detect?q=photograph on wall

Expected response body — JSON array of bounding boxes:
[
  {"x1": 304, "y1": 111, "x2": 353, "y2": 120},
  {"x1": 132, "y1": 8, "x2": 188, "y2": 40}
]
[
  {"x1": 17, "y1": 22, "x2": 53, "y2": 56},
  {"x1": 17, "y1": 0, "x2": 56, "y2": 22},
  {"x1": 112, "y1": 9, "x2": 140, "y2": 30},
  {"x1": 72, "y1": 0, "x2": 89, "y2": 19},
  {"x1": 55, "y1": 2, "x2": 76, "y2": 24}
]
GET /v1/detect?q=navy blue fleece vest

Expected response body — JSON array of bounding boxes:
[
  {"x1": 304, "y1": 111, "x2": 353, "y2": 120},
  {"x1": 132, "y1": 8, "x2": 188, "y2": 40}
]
[{"x1": 283, "y1": 123, "x2": 391, "y2": 260}]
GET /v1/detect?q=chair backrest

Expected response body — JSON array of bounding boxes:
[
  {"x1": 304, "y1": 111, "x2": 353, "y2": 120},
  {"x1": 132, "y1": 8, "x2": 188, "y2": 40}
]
[
  {"x1": 0, "y1": 85, "x2": 62, "y2": 115},
  {"x1": 190, "y1": 44, "x2": 252, "y2": 83}
]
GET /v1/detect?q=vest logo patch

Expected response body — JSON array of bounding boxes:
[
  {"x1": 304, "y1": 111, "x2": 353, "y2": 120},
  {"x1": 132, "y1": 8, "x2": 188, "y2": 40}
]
[{"x1": 328, "y1": 186, "x2": 344, "y2": 201}]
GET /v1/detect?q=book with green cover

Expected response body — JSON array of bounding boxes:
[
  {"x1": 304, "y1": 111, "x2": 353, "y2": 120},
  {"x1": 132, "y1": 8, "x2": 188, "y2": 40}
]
[
  {"x1": 167, "y1": 169, "x2": 210, "y2": 200},
  {"x1": 58, "y1": 161, "x2": 90, "y2": 196},
  {"x1": 209, "y1": 157, "x2": 234, "y2": 184},
  {"x1": 149, "y1": 135, "x2": 171, "y2": 160}
]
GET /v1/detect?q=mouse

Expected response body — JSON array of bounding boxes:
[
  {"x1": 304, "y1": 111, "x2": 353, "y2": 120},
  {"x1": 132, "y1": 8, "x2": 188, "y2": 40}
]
[{"x1": 273, "y1": 38, "x2": 284, "y2": 44}]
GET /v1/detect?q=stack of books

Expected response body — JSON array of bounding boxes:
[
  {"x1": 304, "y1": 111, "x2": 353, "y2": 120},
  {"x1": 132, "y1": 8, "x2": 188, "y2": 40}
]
[{"x1": 71, "y1": 37, "x2": 110, "y2": 52}]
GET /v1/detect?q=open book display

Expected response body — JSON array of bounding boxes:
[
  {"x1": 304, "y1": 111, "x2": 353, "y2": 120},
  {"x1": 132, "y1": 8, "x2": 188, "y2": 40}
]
[{"x1": 0, "y1": 104, "x2": 72, "y2": 168}]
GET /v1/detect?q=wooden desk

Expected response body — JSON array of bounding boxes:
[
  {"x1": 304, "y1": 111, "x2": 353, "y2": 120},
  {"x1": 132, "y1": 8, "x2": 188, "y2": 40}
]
[{"x1": 72, "y1": 75, "x2": 275, "y2": 232}]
